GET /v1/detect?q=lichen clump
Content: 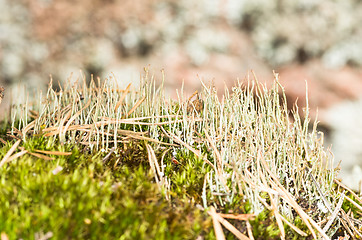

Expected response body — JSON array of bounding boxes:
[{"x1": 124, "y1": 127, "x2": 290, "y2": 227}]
[{"x1": 1, "y1": 70, "x2": 361, "y2": 239}]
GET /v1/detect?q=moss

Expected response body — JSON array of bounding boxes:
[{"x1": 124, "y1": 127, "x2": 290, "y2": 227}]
[{"x1": 0, "y1": 136, "x2": 214, "y2": 239}]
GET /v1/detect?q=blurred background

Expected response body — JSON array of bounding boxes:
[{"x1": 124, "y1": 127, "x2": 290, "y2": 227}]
[{"x1": 0, "y1": 0, "x2": 362, "y2": 190}]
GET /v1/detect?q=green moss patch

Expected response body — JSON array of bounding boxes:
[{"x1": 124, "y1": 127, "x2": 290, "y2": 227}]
[{"x1": 0, "y1": 138, "x2": 213, "y2": 239}]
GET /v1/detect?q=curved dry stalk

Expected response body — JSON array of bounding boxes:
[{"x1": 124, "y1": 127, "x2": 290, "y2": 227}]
[
  {"x1": 208, "y1": 206, "x2": 250, "y2": 240},
  {"x1": 0, "y1": 140, "x2": 21, "y2": 167}
]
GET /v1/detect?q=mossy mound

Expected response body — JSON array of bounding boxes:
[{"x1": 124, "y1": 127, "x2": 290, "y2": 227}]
[
  {"x1": 0, "y1": 70, "x2": 361, "y2": 239},
  {"x1": 0, "y1": 137, "x2": 213, "y2": 239}
]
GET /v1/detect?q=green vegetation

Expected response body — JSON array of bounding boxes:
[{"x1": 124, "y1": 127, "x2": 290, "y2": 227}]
[
  {"x1": 0, "y1": 137, "x2": 212, "y2": 239},
  {"x1": 0, "y1": 69, "x2": 361, "y2": 239}
]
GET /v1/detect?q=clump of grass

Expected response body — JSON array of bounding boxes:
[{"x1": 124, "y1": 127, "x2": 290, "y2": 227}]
[{"x1": 1, "y1": 69, "x2": 362, "y2": 239}]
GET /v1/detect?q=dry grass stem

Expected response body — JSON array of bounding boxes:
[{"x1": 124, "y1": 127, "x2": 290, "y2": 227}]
[
  {"x1": 246, "y1": 221, "x2": 254, "y2": 240},
  {"x1": 114, "y1": 83, "x2": 131, "y2": 112},
  {"x1": 126, "y1": 95, "x2": 146, "y2": 117},
  {"x1": 279, "y1": 214, "x2": 308, "y2": 237},
  {"x1": 33, "y1": 149, "x2": 72, "y2": 156},
  {"x1": 323, "y1": 192, "x2": 345, "y2": 232},
  {"x1": 208, "y1": 206, "x2": 250, "y2": 240},
  {"x1": 344, "y1": 195, "x2": 362, "y2": 214},
  {"x1": 334, "y1": 179, "x2": 362, "y2": 206},
  {"x1": 4, "y1": 150, "x2": 28, "y2": 163},
  {"x1": 218, "y1": 213, "x2": 255, "y2": 221},
  {"x1": 208, "y1": 206, "x2": 226, "y2": 240},
  {"x1": 0, "y1": 139, "x2": 21, "y2": 167}
]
